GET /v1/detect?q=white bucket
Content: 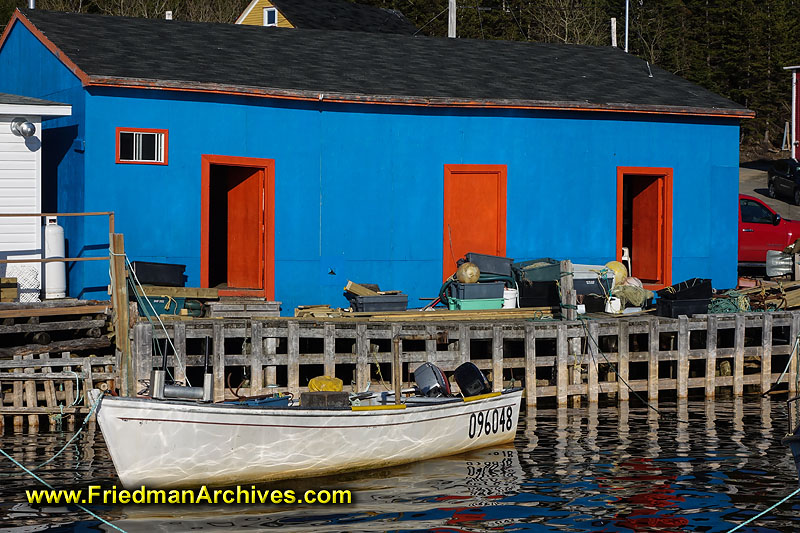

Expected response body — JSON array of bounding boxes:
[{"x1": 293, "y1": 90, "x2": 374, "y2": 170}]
[
  {"x1": 605, "y1": 297, "x2": 622, "y2": 314},
  {"x1": 503, "y1": 288, "x2": 518, "y2": 309}
]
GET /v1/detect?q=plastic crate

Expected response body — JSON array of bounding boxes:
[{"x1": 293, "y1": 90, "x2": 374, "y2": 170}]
[
  {"x1": 513, "y1": 258, "x2": 561, "y2": 282},
  {"x1": 449, "y1": 281, "x2": 505, "y2": 300},
  {"x1": 656, "y1": 298, "x2": 710, "y2": 318},
  {"x1": 518, "y1": 280, "x2": 560, "y2": 307},
  {"x1": 130, "y1": 261, "x2": 186, "y2": 287},
  {"x1": 658, "y1": 278, "x2": 712, "y2": 301},
  {"x1": 347, "y1": 294, "x2": 408, "y2": 312},
  {"x1": 138, "y1": 295, "x2": 185, "y2": 318},
  {"x1": 464, "y1": 253, "x2": 513, "y2": 277},
  {"x1": 448, "y1": 297, "x2": 504, "y2": 310}
]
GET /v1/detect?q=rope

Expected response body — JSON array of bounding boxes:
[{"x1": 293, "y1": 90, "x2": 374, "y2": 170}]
[
  {"x1": 578, "y1": 315, "x2": 689, "y2": 423},
  {"x1": 35, "y1": 394, "x2": 103, "y2": 471},
  {"x1": 726, "y1": 486, "x2": 800, "y2": 532},
  {"x1": 0, "y1": 396, "x2": 125, "y2": 533}
]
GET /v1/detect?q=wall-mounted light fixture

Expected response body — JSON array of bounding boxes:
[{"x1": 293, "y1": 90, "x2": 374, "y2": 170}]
[{"x1": 10, "y1": 118, "x2": 36, "y2": 138}]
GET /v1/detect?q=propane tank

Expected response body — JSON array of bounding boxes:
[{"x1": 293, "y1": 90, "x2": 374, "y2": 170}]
[{"x1": 43, "y1": 216, "x2": 66, "y2": 299}]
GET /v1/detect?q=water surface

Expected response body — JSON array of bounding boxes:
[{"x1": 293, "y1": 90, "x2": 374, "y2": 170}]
[{"x1": 1, "y1": 397, "x2": 798, "y2": 532}]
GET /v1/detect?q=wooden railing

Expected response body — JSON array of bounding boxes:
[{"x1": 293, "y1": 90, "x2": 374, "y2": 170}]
[{"x1": 131, "y1": 311, "x2": 800, "y2": 406}]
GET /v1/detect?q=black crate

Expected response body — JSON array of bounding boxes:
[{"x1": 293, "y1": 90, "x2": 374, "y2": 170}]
[
  {"x1": 346, "y1": 294, "x2": 408, "y2": 312},
  {"x1": 130, "y1": 261, "x2": 186, "y2": 287},
  {"x1": 582, "y1": 294, "x2": 606, "y2": 313},
  {"x1": 464, "y1": 253, "x2": 514, "y2": 277},
  {"x1": 656, "y1": 298, "x2": 710, "y2": 318},
  {"x1": 658, "y1": 278, "x2": 712, "y2": 300},
  {"x1": 449, "y1": 281, "x2": 505, "y2": 300},
  {"x1": 518, "y1": 280, "x2": 560, "y2": 307}
]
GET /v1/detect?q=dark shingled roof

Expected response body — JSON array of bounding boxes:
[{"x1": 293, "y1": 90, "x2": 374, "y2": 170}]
[
  {"x1": 0, "y1": 91, "x2": 65, "y2": 106},
  {"x1": 269, "y1": 0, "x2": 416, "y2": 34},
  {"x1": 13, "y1": 9, "x2": 752, "y2": 117}
]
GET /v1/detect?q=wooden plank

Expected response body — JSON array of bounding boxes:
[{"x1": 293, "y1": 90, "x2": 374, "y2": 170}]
[
  {"x1": 355, "y1": 323, "x2": 369, "y2": 392},
  {"x1": 323, "y1": 323, "x2": 335, "y2": 377},
  {"x1": 761, "y1": 313, "x2": 773, "y2": 394},
  {"x1": 791, "y1": 312, "x2": 800, "y2": 396},
  {"x1": 618, "y1": 319, "x2": 629, "y2": 401},
  {"x1": 173, "y1": 323, "x2": 186, "y2": 385},
  {"x1": 425, "y1": 325, "x2": 436, "y2": 363},
  {"x1": 62, "y1": 352, "x2": 75, "y2": 406},
  {"x1": 0, "y1": 355, "x2": 115, "y2": 370},
  {"x1": 559, "y1": 260, "x2": 576, "y2": 320},
  {"x1": 43, "y1": 355, "x2": 58, "y2": 427},
  {"x1": 587, "y1": 321, "x2": 599, "y2": 403},
  {"x1": 524, "y1": 323, "x2": 536, "y2": 407},
  {"x1": 492, "y1": 325, "x2": 503, "y2": 392},
  {"x1": 287, "y1": 321, "x2": 300, "y2": 396},
  {"x1": 139, "y1": 286, "x2": 219, "y2": 299},
  {"x1": 82, "y1": 360, "x2": 94, "y2": 401},
  {"x1": 213, "y1": 323, "x2": 225, "y2": 403},
  {"x1": 12, "y1": 356, "x2": 23, "y2": 426},
  {"x1": 23, "y1": 354, "x2": 38, "y2": 427},
  {"x1": 133, "y1": 323, "x2": 153, "y2": 395},
  {"x1": 0, "y1": 319, "x2": 105, "y2": 335},
  {"x1": 705, "y1": 315, "x2": 718, "y2": 399},
  {"x1": 0, "y1": 304, "x2": 109, "y2": 319},
  {"x1": 458, "y1": 324, "x2": 469, "y2": 366},
  {"x1": 556, "y1": 323, "x2": 568, "y2": 406},
  {"x1": 734, "y1": 314, "x2": 745, "y2": 396},
  {"x1": 250, "y1": 321, "x2": 264, "y2": 396},
  {"x1": 0, "y1": 337, "x2": 111, "y2": 358},
  {"x1": 648, "y1": 317, "x2": 659, "y2": 402},
  {"x1": 677, "y1": 316, "x2": 689, "y2": 398},
  {"x1": 0, "y1": 372, "x2": 86, "y2": 381},
  {"x1": 344, "y1": 281, "x2": 379, "y2": 297}
]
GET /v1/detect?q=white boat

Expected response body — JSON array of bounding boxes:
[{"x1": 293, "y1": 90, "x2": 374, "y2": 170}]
[{"x1": 89, "y1": 388, "x2": 523, "y2": 489}]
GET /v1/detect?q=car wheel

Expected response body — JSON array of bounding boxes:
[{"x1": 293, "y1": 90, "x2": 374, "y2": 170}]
[
  {"x1": 794, "y1": 188, "x2": 800, "y2": 206},
  {"x1": 769, "y1": 181, "x2": 776, "y2": 198}
]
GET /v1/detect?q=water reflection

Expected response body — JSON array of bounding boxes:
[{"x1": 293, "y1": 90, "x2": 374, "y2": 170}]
[{"x1": 0, "y1": 399, "x2": 798, "y2": 532}]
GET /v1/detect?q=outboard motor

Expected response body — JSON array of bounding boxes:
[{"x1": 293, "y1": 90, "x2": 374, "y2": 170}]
[
  {"x1": 454, "y1": 362, "x2": 492, "y2": 397},
  {"x1": 413, "y1": 363, "x2": 451, "y2": 397}
]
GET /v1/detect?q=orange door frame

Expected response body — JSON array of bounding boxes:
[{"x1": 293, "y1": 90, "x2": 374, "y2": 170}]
[
  {"x1": 616, "y1": 166, "x2": 673, "y2": 290},
  {"x1": 443, "y1": 164, "x2": 507, "y2": 280},
  {"x1": 201, "y1": 154, "x2": 275, "y2": 299}
]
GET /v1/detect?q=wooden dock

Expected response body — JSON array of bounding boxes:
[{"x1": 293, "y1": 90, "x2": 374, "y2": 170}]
[
  {"x1": 130, "y1": 310, "x2": 800, "y2": 406},
  {"x1": 0, "y1": 299, "x2": 114, "y2": 427}
]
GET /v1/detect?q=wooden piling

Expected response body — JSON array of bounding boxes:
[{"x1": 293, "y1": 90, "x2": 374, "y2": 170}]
[
  {"x1": 734, "y1": 314, "x2": 745, "y2": 396},
  {"x1": 617, "y1": 319, "x2": 629, "y2": 402},
  {"x1": 705, "y1": 315, "x2": 718, "y2": 399},
  {"x1": 524, "y1": 323, "x2": 536, "y2": 407},
  {"x1": 677, "y1": 316, "x2": 689, "y2": 399}
]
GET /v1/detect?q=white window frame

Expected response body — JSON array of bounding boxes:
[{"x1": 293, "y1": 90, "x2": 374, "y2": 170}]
[
  {"x1": 263, "y1": 7, "x2": 278, "y2": 27},
  {"x1": 117, "y1": 129, "x2": 167, "y2": 165}
]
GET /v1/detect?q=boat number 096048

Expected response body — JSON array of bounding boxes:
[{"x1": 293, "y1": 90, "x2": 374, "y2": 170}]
[{"x1": 468, "y1": 406, "x2": 513, "y2": 438}]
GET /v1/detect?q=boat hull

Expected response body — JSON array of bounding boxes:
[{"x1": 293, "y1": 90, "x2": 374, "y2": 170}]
[{"x1": 91, "y1": 390, "x2": 523, "y2": 489}]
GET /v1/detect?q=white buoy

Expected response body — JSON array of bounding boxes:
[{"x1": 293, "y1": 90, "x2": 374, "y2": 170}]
[{"x1": 43, "y1": 216, "x2": 66, "y2": 299}]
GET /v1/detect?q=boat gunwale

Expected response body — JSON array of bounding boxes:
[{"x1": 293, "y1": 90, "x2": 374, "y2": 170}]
[{"x1": 95, "y1": 388, "x2": 523, "y2": 420}]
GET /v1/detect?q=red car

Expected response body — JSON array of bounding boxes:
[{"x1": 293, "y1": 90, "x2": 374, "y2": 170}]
[{"x1": 739, "y1": 194, "x2": 800, "y2": 264}]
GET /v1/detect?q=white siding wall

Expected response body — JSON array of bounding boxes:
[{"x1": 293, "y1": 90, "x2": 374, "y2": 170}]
[{"x1": 0, "y1": 114, "x2": 42, "y2": 296}]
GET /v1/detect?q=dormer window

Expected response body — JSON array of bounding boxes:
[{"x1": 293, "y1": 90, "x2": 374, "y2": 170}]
[{"x1": 263, "y1": 7, "x2": 277, "y2": 26}]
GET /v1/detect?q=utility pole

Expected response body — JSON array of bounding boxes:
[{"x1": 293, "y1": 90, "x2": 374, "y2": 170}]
[
  {"x1": 448, "y1": 0, "x2": 456, "y2": 38},
  {"x1": 624, "y1": 0, "x2": 629, "y2": 52}
]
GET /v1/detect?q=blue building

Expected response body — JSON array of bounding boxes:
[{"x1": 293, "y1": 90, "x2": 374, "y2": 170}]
[{"x1": 0, "y1": 9, "x2": 752, "y2": 313}]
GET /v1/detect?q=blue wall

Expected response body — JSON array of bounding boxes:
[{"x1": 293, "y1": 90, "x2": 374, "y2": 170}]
[
  {"x1": 1, "y1": 22, "x2": 741, "y2": 313},
  {"x1": 0, "y1": 20, "x2": 88, "y2": 295}
]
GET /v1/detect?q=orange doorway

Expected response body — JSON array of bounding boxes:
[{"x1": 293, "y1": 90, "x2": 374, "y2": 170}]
[
  {"x1": 201, "y1": 155, "x2": 275, "y2": 299},
  {"x1": 617, "y1": 167, "x2": 673, "y2": 288},
  {"x1": 443, "y1": 165, "x2": 507, "y2": 279}
]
